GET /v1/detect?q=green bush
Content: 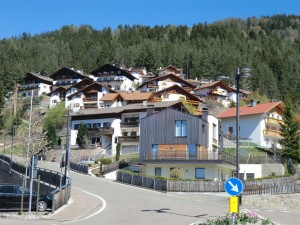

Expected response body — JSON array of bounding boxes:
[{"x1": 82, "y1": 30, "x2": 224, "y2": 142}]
[
  {"x1": 119, "y1": 160, "x2": 128, "y2": 169},
  {"x1": 100, "y1": 158, "x2": 112, "y2": 165}
]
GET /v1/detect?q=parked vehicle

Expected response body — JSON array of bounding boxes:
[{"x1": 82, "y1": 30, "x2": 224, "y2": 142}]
[
  {"x1": 78, "y1": 157, "x2": 95, "y2": 165},
  {"x1": 0, "y1": 183, "x2": 52, "y2": 211}
]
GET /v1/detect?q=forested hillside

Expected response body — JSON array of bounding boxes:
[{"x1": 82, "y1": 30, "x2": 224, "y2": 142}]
[{"x1": 1, "y1": 14, "x2": 300, "y2": 113}]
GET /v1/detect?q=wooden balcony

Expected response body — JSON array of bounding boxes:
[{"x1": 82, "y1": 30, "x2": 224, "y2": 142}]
[
  {"x1": 88, "y1": 127, "x2": 114, "y2": 135},
  {"x1": 265, "y1": 117, "x2": 282, "y2": 126},
  {"x1": 186, "y1": 100, "x2": 200, "y2": 106},
  {"x1": 263, "y1": 129, "x2": 282, "y2": 138},
  {"x1": 83, "y1": 97, "x2": 98, "y2": 102},
  {"x1": 152, "y1": 98, "x2": 162, "y2": 102}
]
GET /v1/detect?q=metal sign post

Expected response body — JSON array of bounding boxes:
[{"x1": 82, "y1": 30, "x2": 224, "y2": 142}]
[{"x1": 225, "y1": 177, "x2": 244, "y2": 224}]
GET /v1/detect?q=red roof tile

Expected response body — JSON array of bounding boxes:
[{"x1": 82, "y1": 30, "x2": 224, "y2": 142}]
[{"x1": 216, "y1": 102, "x2": 283, "y2": 118}]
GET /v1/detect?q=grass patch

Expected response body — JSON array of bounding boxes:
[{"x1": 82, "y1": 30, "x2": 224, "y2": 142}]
[
  {"x1": 2, "y1": 146, "x2": 26, "y2": 156},
  {"x1": 105, "y1": 152, "x2": 139, "y2": 163}
]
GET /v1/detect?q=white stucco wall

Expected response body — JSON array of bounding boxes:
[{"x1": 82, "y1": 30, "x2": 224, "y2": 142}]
[
  {"x1": 38, "y1": 83, "x2": 51, "y2": 95},
  {"x1": 49, "y1": 94, "x2": 61, "y2": 108},
  {"x1": 207, "y1": 115, "x2": 219, "y2": 154},
  {"x1": 144, "y1": 164, "x2": 232, "y2": 180},
  {"x1": 157, "y1": 80, "x2": 181, "y2": 90},
  {"x1": 239, "y1": 164, "x2": 262, "y2": 179},
  {"x1": 120, "y1": 77, "x2": 134, "y2": 91},
  {"x1": 220, "y1": 114, "x2": 265, "y2": 147}
]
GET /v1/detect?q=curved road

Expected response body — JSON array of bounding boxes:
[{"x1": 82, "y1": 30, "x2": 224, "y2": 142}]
[{"x1": 2, "y1": 161, "x2": 299, "y2": 224}]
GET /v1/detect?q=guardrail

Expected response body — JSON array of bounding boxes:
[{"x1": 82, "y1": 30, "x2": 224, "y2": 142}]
[
  {"x1": 70, "y1": 162, "x2": 89, "y2": 174},
  {"x1": 0, "y1": 154, "x2": 71, "y2": 212}
]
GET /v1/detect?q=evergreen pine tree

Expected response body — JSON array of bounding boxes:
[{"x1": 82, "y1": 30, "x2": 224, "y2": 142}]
[
  {"x1": 76, "y1": 124, "x2": 89, "y2": 148},
  {"x1": 279, "y1": 101, "x2": 300, "y2": 160}
]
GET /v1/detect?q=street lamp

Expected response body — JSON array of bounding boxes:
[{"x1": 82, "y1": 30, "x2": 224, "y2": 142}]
[{"x1": 218, "y1": 67, "x2": 252, "y2": 179}]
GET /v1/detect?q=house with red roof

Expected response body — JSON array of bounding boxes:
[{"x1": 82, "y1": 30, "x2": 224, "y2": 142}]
[{"x1": 217, "y1": 101, "x2": 298, "y2": 149}]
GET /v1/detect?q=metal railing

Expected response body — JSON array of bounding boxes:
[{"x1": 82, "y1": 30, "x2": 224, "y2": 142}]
[
  {"x1": 0, "y1": 154, "x2": 71, "y2": 212},
  {"x1": 117, "y1": 171, "x2": 300, "y2": 195},
  {"x1": 70, "y1": 162, "x2": 89, "y2": 174},
  {"x1": 142, "y1": 150, "x2": 235, "y2": 165}
]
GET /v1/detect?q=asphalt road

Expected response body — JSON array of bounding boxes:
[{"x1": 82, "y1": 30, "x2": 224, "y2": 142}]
[
  {"x1": 1, "y1": 160, "x2": 300, "y2": 224},
  {"x1": 67, "y1": 173, "x2": 229, "y2": 225}
]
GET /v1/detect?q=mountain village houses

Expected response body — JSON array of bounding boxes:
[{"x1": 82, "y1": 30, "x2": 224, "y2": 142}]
[{"x1": 16, "y1": 64, "x2": 297, "y2": 180}]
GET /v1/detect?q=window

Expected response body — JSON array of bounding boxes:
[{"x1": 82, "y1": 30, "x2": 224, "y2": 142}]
[
  {"x1": 228, "y1": 127, "x2": 233, "y2": 135},
  {"x1": 175, "y1": 120, "x2": 187, "y2": 137},
  {"x1": 213, "y1": 124, "x2": 217, "y2": 139},
  {"x1": 155, "y1": 168, "x2": 162, "y2": 176},
  {"x1": 93, "y1": 123, "x2": 101, "y2": 128},
  {"x1": 195, "y1": 168, "x2": 205, "y2": 179},
  {"x1": 246, "y1": 173, "x2": 255, "y2": 179},
  {"x1": 188, "y1": 144, "x2": 197, "y2": 160},
  {"x1": 152, "y1": 144, "x2": 158, "y2": 159},
  {"x1": 74, "y1": 124, "x2": 80, "y2": 130},
  {"x1": 103, "y1": 122, "x2": 111, "y2": 127}
]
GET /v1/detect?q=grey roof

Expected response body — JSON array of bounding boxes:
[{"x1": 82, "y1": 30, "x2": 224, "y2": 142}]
[
  {"x1": 32, "y1": 73, "x2": 53, "y2": 82},
  {"x1": 71, "y1": 100, "x2": 182, "y2": 117}
]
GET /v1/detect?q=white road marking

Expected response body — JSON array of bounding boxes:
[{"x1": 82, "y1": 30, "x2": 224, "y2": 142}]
[{"x1": 63, "y1": 191, "x2": 106, "y2": 224}]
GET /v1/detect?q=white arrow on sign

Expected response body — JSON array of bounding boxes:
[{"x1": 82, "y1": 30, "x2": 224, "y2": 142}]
[{"x1": 228, "y1": 180, "x2": 239, "y2": 192}]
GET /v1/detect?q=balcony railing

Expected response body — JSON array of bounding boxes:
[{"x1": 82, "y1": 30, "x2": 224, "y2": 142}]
[
  {"x1": 83, "y1": 97, "x2": 98, "y2": 102},
  {"x1": 263, "y1": 129, "x2": 282, "y2": 138},
  {"x1": 118, "y1": 136, "x2": 140, "y2": 142},
  {"x1": 19, "y1": 84, "x2": 40, "y2": 90},
  {"x1": 212, "y1": 138, "x2": 218, "y2": 146},
  {"x1": 265, "y1": 117, "x2": 282, "y2": 126},
  {"x1": 142, "y1": 150, "x2": 236, "y2": 165},
  {"x1": 120, "y1": 121, "x2": 139, "y2": 128},
  {"x1": 88, "y1": 127, "x2": 114, "y2": 134}
]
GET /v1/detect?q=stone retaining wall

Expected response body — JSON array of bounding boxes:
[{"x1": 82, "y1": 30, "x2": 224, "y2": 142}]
[{"x1": 243, "y1": 193, "x2": 300, "y2": 210}]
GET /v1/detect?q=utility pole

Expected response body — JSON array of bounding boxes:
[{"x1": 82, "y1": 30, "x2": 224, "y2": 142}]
[
  {"x1": 64, "y1": 106, "x2": 71, "y2": 184},
  {"x1": 25, "y1": 90, "x2": 34, "y2": 187}
]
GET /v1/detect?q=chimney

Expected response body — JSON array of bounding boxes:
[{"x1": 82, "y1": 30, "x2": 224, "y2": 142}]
[
  {"x1": 201, "y1": 107, "x2": 208, "y2": 121},
  {"x1": 250, "y1": 100, "x2": 256, "y2": 107}
]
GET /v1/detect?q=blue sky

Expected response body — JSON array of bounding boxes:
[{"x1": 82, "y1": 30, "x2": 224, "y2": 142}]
[{"x1": 1, "y1": 0, "x2": 300, "y2": 39}]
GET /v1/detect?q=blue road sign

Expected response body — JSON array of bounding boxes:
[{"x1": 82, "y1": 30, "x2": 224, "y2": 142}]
[{"x1": 224, "y1": 177, "x2": 244, "y2": 196}]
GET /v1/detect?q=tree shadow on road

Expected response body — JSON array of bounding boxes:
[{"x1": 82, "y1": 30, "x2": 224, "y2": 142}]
[{"x1": 142, "y1": 208, "x2": 207, "y2": 218}]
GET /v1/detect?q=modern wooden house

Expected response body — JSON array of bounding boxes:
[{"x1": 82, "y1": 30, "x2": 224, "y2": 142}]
[{"x1": 139, "y1": 107, "x2": 235, "y2": 180}]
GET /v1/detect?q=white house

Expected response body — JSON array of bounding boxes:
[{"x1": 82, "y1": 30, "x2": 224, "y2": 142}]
[
  {"x1": 18, "y1": 72, "x2": 53, "y2": 98},
  {"x1": 66, "y1": 83, "x2": 113, "y2": 111},
  {"x1": 217, "y1": 101, "x2": 293, "y2": 149},
  {"x1": 137, "y1": 74, "x2": 195, "y2": 93},
  {"x1": 89, "y1": 64, "x2": 137, "y2": 91}
]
